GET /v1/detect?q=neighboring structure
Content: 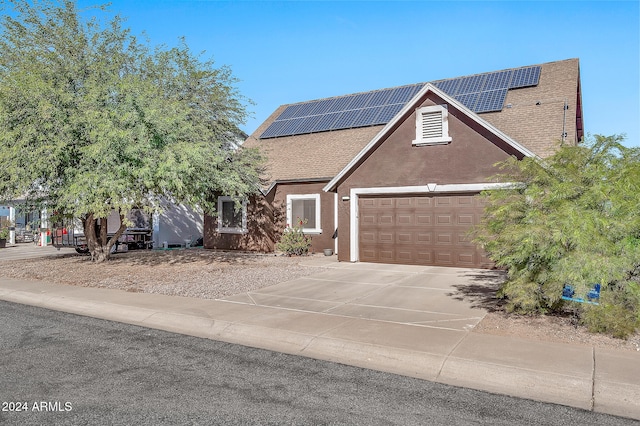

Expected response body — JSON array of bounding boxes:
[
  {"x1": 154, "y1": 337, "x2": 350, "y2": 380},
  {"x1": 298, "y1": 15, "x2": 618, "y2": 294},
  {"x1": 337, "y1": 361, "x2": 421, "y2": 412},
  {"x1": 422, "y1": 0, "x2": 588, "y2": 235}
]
[{"x1": 204, "y1": 59, "x2": 583, "y2": 268}]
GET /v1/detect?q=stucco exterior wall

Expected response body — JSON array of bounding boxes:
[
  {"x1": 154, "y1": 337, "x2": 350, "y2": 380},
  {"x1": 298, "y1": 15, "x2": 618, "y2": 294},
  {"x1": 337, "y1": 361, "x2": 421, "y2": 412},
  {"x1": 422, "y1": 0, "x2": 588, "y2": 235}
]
[{"x1": 204, "y1": 181, "x2": 335, "y2": 253}]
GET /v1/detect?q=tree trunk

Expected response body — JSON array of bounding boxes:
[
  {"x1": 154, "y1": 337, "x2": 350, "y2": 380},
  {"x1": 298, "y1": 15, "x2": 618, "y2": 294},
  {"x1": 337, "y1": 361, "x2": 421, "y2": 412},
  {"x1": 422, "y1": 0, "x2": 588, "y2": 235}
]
[{"x1": 82, "y1": 211, "x2": 128, "y2": 262}]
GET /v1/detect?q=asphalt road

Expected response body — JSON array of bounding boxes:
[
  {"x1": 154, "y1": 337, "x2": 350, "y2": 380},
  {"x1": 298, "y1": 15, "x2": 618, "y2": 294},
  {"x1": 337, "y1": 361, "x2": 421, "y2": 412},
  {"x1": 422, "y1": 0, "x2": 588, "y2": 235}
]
[{"x1": 0, "y1": 300, "x2": 635, "y2": 426}]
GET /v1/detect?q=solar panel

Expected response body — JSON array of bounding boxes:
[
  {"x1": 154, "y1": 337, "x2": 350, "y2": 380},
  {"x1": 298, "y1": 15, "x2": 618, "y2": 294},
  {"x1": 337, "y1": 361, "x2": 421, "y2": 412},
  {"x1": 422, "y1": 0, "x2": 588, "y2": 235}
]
[
  {"x1": 387, "y1": 85, "x2": 421, "y2": 105},
  {"x1": 348, "y1": 92, "x2": 373, "y2": 110},
  {"x1": 376, "y1": 104, "x2": 405, "y2": 123},
  {"x1": 328, "y1": 96, "x2": 355, "y2": 113},
  {"x1": 365, "y1": 89, "x2": 393, "y2": 108},
  {"x1": 475, "y1": 89, "x2": 508, "y2": 113},
  {"x1": 455, "y1": 74, "x2": 486, "y2": 96},
  {"x1": 308, "y1": 98, "x2": 335, "y2": 116},
  {"x1": 510, "y1": 66, "x2": 541, "y2": 89},
  {"x1": 279, "y1": 117, "x2": 306, "y2": 136},
  {"x1": 314, "y1": 111, "x2": 342, "y2": 132},
  {"x1": 295, "y1": 115, "x2": 323, "y2": 134},
  {"x1": 433, "y1": 79, "x2": 458, "y2": 95},
  {"x1": 331, "y1": 109, "x2": 361, "y2": 130},
  {"x1": 483, "y1": 70, "x2": 512, "y2": 91},
  {"x1": 259, "y1": 119, "x2": 290, "y2": 139},
  {"x1": 259, "y1": 65, "x2": 541, "y2": 138},
  {"x1": 351, "y1": 106, "x2": 384, "y2": 128},
  {"x1": 455, "y1": 92, "x2": 480, "y2": 111}
]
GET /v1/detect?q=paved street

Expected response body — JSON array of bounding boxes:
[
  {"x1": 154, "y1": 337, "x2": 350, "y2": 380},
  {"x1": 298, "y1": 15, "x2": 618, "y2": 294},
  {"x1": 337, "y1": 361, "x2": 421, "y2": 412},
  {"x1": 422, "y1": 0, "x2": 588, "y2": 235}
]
[{"x1": 1, "y1": 300, "x2": 635, "y2": 425}]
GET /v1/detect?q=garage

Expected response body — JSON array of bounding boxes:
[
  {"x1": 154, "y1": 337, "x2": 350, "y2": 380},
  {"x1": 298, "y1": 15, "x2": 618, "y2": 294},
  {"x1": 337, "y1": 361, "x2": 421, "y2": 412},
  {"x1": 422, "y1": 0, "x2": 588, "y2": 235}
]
[{"x1": 358, "y1": 194, "x2": 492, "y2": 268}]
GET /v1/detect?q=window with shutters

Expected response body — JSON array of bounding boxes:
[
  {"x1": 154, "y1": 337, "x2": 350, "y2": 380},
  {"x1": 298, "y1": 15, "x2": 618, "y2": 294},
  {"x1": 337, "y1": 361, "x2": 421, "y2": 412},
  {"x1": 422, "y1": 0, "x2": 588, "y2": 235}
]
[{"x1": 412, "y1": 105, "x2": 452, "y2": 146}]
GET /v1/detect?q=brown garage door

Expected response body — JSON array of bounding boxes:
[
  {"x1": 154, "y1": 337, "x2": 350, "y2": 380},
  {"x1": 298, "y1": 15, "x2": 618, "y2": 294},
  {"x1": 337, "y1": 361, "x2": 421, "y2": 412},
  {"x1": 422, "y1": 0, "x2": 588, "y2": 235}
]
[{"x1": 358, "y1": 194, "x2": 492, "y2": 268}]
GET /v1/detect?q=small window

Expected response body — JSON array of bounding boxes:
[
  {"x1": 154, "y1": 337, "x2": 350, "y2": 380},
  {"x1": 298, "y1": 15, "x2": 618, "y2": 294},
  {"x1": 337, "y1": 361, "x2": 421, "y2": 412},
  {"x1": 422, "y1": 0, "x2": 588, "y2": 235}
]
[
  {"x1": 412, "y1": 104, "x2": 452, "y2": 146},
  {"x1": 287, "y1": 194, "x2": 321, "y2": 234},
  {"x1": 217, "y1": 196, "x2": 247, "y2": 234}
]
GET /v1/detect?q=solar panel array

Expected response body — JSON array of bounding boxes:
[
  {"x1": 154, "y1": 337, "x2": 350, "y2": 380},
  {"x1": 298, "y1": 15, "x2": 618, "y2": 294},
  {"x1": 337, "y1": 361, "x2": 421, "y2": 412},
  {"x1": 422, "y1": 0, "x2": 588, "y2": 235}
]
[
  {"x1": 432, "y1": 65, "x2": 541, "y2": 113},
  {"x1": 260, "y1": 65, "x2": 541, "y2": 139}
]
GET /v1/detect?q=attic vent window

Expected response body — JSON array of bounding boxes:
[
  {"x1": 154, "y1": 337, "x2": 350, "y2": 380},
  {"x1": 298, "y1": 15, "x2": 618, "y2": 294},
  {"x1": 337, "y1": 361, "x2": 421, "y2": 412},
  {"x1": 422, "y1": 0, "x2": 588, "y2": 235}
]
[{"x1": 413, "y1": 105, "x2": 452, "y2": 146}]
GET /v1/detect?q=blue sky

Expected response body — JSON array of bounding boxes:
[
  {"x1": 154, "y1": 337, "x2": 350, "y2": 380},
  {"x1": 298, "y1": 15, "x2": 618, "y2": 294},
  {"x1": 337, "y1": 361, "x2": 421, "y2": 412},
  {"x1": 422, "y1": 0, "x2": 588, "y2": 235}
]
[{"x1": 85, "y1": 1, "x2": 638, "y2": 147}]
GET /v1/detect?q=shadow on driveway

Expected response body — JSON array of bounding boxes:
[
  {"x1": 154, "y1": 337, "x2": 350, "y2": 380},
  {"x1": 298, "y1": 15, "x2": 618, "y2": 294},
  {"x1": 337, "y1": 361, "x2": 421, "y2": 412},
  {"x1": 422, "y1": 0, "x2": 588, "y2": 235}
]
[{"x1": 448, "y1": 270, "x2": 507, "y2": 312}]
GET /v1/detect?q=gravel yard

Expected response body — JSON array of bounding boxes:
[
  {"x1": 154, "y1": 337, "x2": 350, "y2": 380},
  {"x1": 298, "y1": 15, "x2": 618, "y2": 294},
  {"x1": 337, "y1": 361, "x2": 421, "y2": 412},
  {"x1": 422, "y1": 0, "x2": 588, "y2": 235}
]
[
  {"x1": 0, "y1": 249, "x2": 324, "y2": 300},
  {"x1": 1, "y1": 248, "x2": 639, "y2": 352}
]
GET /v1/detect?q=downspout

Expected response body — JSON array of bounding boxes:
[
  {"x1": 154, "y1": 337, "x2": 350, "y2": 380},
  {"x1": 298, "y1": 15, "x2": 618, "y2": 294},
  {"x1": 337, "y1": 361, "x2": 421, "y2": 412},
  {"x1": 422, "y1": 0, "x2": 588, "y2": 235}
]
[
  {"x1": 562, "y1": 98, "x2": 568, "y2": 145},
  {"x1": 334, "y1": 192, "x2": 338, "y2": 255}
]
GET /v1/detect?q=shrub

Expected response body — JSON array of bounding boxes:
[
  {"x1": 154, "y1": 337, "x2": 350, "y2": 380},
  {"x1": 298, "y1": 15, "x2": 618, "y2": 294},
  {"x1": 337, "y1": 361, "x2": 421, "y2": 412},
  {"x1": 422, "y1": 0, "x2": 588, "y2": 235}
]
[
  {"x1": 581, "y1": 283, "x2": 640, "y2": 339},
  {"x1": 473, "y1": 135, "x2": 640, "y2": 337},
  {"x1": 276, "y1": 220, "x2": 311, "y2": 256}
]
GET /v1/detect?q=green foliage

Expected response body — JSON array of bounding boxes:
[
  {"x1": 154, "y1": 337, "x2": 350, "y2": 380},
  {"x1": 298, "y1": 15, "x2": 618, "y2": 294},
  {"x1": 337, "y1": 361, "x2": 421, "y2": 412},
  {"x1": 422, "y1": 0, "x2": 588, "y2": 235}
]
[
  {"x1": 276, "y1": 220, "x2": 311, "y2": 256},
  {"x1": 0, "y1": 218, "x2": 13, "y2": 240},
  {"x1": 473, "y1": 135, "x2": 640, "y2": 337},
  {"x1": 581, "y1": 284, "x2": 640, "y2": 339},
  {"x1": 0, "y1": 1, "x2": 264, "y2": 261}
]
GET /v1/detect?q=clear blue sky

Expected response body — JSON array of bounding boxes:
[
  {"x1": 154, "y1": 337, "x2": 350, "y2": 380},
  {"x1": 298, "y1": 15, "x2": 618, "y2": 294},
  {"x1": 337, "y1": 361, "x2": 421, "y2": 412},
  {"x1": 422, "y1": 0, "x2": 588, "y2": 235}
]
[{"x1": 84, "y1": 1, "x2": 638, "y2": 147}]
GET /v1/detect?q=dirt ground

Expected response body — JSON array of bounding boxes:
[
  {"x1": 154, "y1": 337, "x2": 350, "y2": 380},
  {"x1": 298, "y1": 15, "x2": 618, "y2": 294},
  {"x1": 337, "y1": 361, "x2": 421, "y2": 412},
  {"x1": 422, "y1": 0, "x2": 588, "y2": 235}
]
[{"x1": 2, "y1": 249, "x2": 639, "y2": 352}]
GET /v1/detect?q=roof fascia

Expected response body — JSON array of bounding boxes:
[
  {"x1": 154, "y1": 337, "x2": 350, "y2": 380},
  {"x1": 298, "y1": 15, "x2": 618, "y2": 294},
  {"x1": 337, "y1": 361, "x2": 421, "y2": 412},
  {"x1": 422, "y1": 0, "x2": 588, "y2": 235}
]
[
  {"x1": 261, "y1": 177, "x2": 333, "y2": 196},
  {"x1": 323, "y1": 83, "x2": 539, "y2": 193}
]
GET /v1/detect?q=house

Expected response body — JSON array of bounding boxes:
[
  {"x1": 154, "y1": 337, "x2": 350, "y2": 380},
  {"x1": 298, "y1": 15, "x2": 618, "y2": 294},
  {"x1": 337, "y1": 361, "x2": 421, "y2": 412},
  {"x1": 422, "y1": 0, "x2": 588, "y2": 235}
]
[{"x1": 204, "y1": 58, "x2": 583, "y2": 268}]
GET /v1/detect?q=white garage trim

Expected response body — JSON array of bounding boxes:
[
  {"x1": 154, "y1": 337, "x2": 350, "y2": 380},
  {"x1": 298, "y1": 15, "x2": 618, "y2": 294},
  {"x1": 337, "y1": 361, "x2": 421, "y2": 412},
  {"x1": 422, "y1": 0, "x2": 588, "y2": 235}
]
[{"x1": 348, "y1": 182, "x2": 516, "y2": 262}]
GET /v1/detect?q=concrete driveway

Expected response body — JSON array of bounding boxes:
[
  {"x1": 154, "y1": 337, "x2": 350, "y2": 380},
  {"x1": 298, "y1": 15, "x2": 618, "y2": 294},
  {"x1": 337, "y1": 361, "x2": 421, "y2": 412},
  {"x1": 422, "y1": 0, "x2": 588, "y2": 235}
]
[
  {"x1": 0, "y1": 243, "x2": 76, "y2": 262},
  {"x1": 221, "y1": 260, "x2": 505, "y2": 332}
]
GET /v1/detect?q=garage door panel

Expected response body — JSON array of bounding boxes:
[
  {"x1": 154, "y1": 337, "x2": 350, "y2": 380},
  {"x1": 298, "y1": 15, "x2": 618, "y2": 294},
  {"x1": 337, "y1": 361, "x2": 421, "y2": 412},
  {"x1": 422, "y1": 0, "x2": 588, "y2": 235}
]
[
  {"x1": 436, "y1": 214, "x2": 452, "y2": 225},
  {"x1": 436, "y1": 232, "x2": 453, "y2": 244},
  {"x1": 396, "y1": 232, "x2": 413, "y2": 244},
  {"x1": 379, "y1": 199, "x2": 393, "y2": 208},
  {"x1": 360, "y1": 230, "x2": 376, "y2": 244},
  {"x1": 457, "y1": 214, "x2": 475, "y2": 226},
  {"x1": 457, "y1": 252, "x2": 476, "y2": 266},
  {"x1": 378, "y1": 232, "x2": 393, "y2": 243},
  {"x1": 361, "y1": 213, "x2": 376, "y2": 226},
  {"x1": 361, "y1": 249, "x2": 378, "y2": 262},
  {"x1": 396, "y1": 213, "x2": 414, "y2": 226},
  {"x1": 379, "y1": 214, "x2": 393, "y2": 225},
  {"x1": 435, "y1": 197, "x2": 452, "y2": 207},
  {"x1": 416, "y1": 197, "x2": 433, "y2": 208},
  {"x1": 416, "y1": 250, "x2": 433, "y2": 263},
  {"x1": 435, "y1": 250, "x2": 454, "y2": 265},
  {"x1": 396, "y1": 250, "x2": 414, "y2": 262},
  {"x1": 416, "y1": 214, "x2": 432, "y2": 226},
  {"x1": 416, "y1": 232, "x2": 432, "y2": 244},
  {"x1": 359, "y1": 194, "x2": 489, "y2": 268},
  {"x1": 360, "y1": 198, "x2": 377, "y2": 209},
  {"x1": 395, "y1": 197, "x2": 413, "y2": 208},
  {"x1": 379, "y1": 249, "x2": 394, "y2": 261}
]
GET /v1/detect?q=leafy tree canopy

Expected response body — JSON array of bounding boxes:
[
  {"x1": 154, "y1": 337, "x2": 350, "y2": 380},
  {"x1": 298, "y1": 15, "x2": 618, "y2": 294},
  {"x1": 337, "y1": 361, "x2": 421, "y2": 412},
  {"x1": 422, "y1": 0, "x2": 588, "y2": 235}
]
[
  {"x1": 474, "y1": 135, "x2": 640, "y2": 337},
  {"x1": 0, "y1": 0, "x2": 264, "y2": 260}
]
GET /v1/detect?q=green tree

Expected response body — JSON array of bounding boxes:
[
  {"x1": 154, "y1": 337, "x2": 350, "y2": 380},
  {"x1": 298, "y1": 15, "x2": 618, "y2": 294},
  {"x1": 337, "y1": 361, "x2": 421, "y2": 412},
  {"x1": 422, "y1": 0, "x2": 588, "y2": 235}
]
[
  {"x1": 473, "y1": 135, "x2": 640, "y2": 337},
  {"x1": 0, "y1": 0, "x2": 264, "y2": 261}
]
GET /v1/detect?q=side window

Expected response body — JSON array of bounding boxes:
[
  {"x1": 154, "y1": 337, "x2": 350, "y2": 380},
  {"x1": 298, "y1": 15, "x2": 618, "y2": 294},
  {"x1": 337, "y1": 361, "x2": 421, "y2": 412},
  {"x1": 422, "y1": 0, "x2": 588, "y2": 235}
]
[
  {"x1": 217, "y1": 196, "x2": 247, "y2": 234},
  {"x1": 412, "y1": 104, "x2": 452, "y2": 146},
  {"x1": 286, "y1": 194, "x2": 321, "y2": 234}
]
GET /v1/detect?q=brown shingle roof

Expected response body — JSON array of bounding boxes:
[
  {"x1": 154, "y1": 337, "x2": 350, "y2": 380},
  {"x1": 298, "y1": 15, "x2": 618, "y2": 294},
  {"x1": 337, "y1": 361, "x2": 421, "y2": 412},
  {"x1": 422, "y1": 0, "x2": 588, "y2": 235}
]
[{"x1": 244, "y1": 58, "x2": 582, "y2": 186}]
